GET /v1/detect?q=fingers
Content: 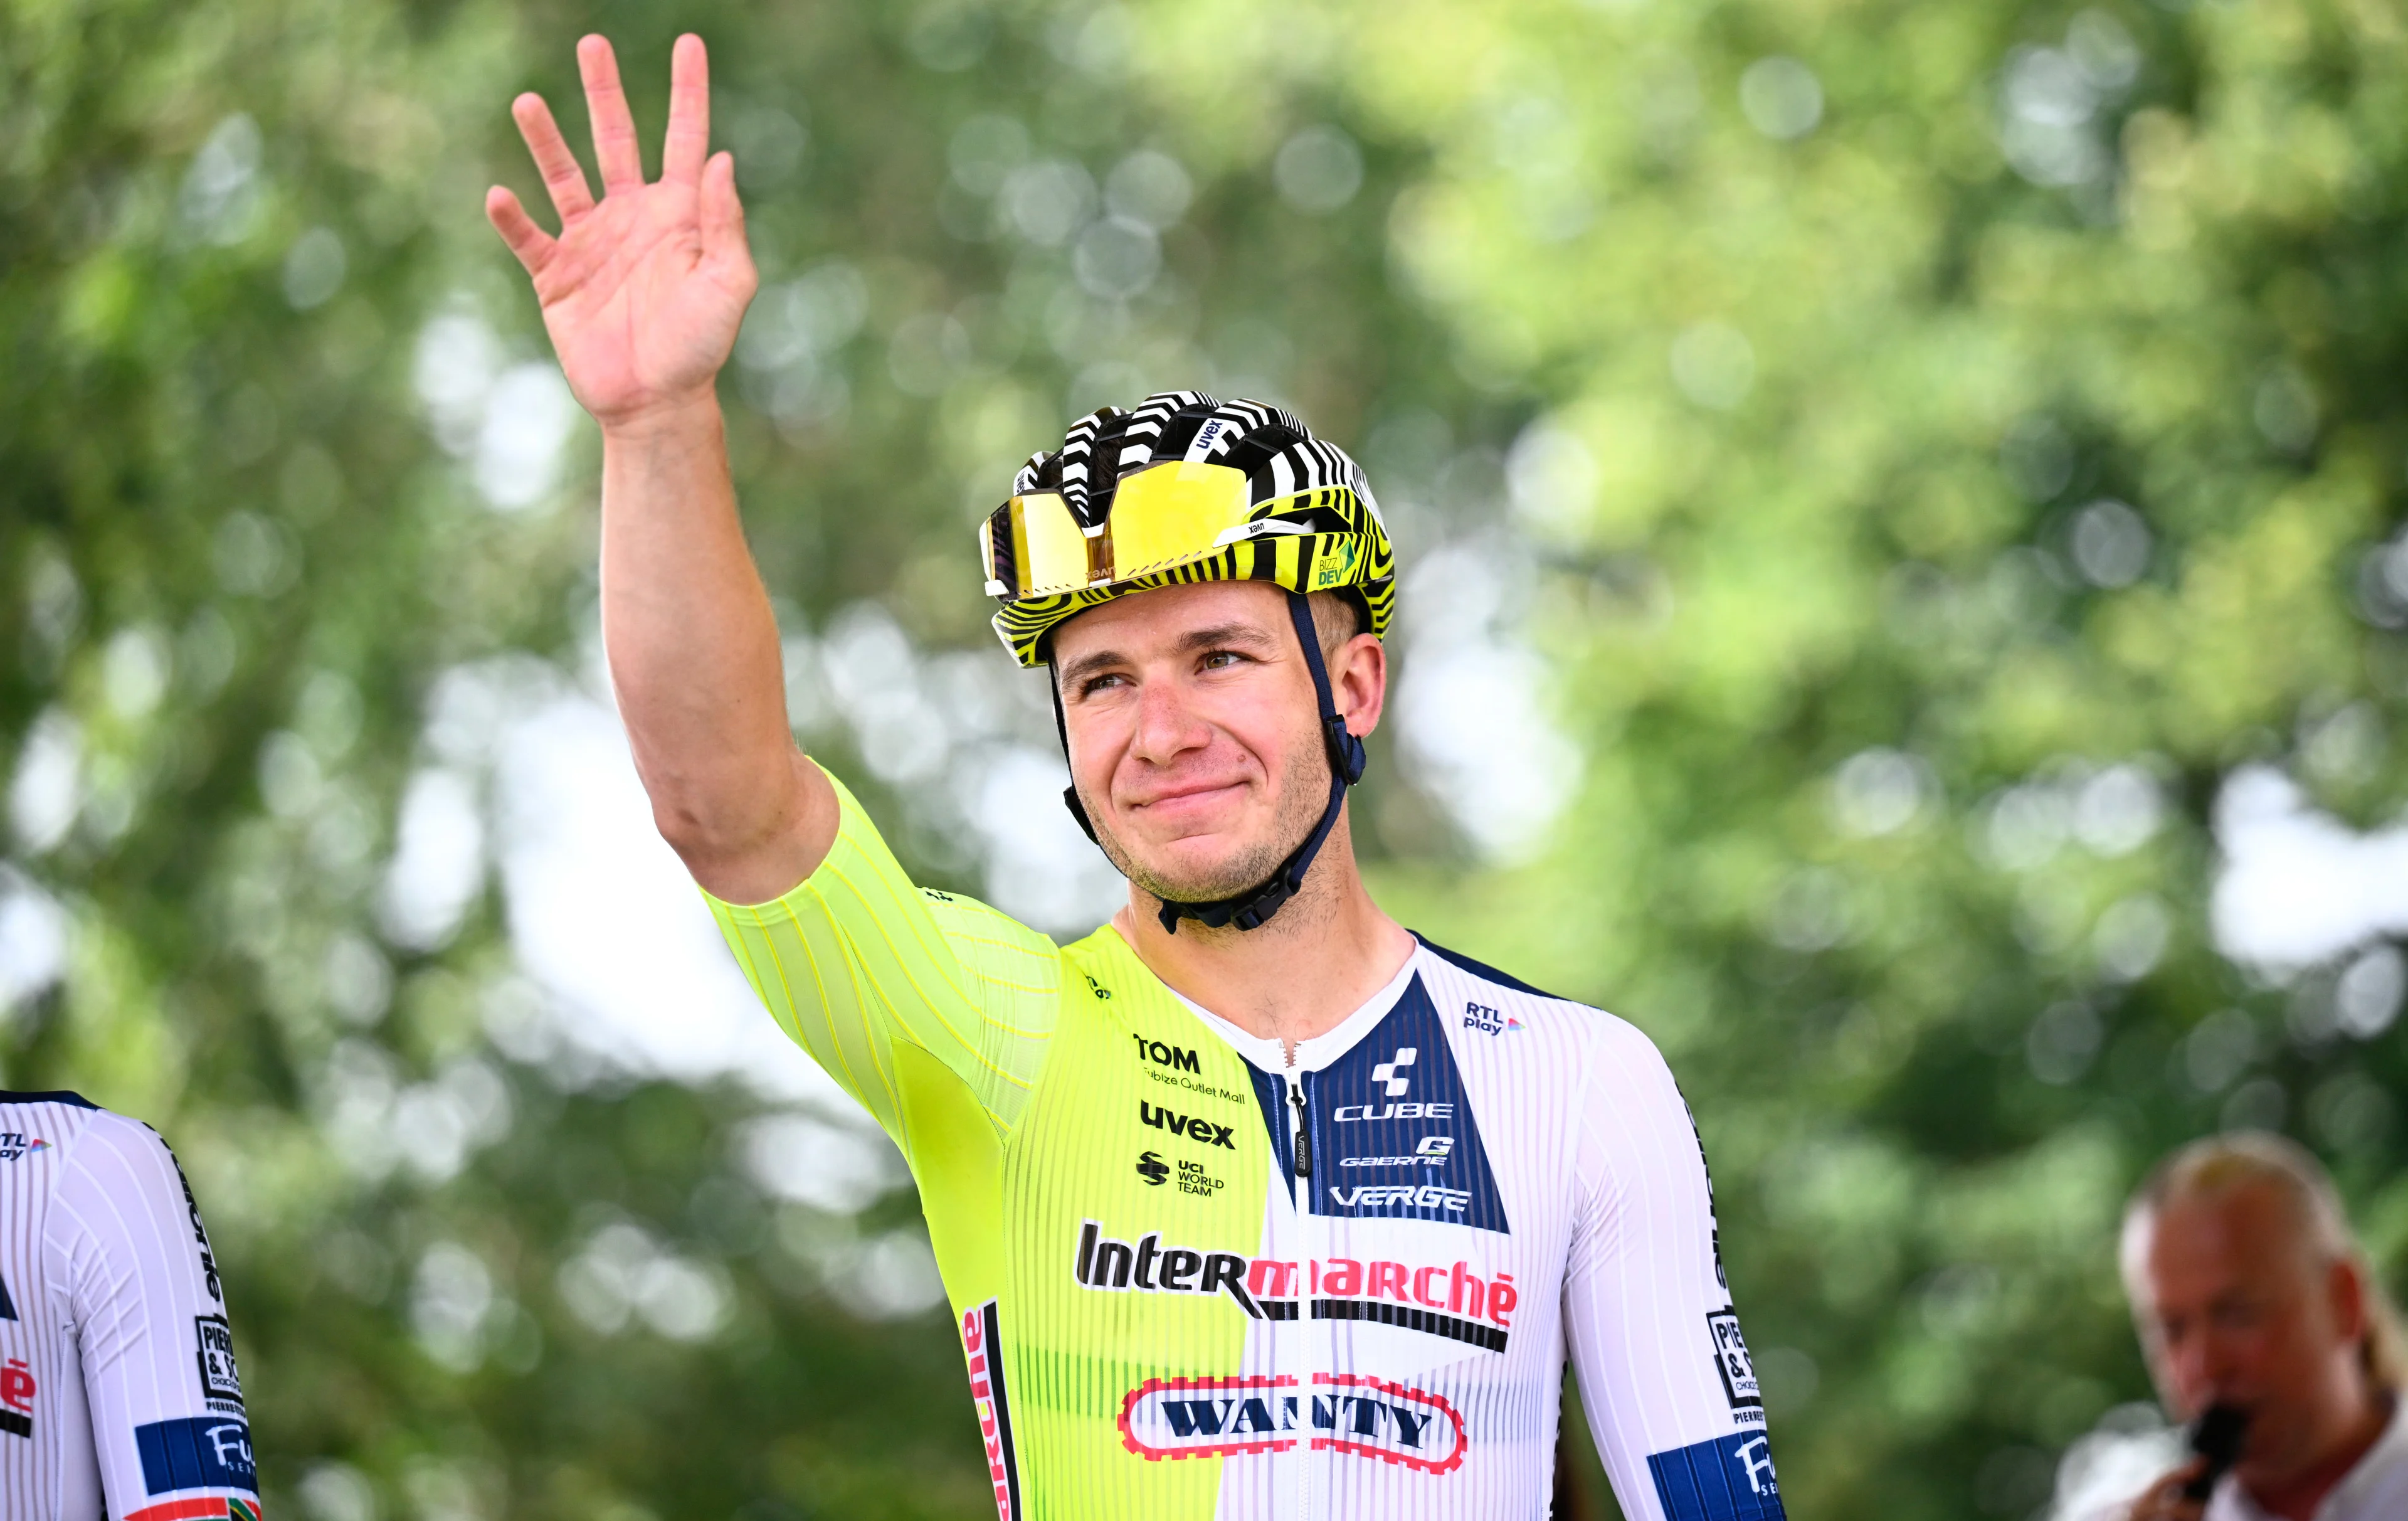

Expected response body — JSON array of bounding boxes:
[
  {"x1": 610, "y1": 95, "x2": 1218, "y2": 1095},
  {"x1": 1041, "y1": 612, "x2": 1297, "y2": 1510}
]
[
  {"x1": 662, "y1": 33, "x2": 711, "y2": 186},
  {"x1": 700, "y1": 151, "x2": 756, "y2": 290},
  {"x1": 509, "y1": 92, "x2": 594, "y2": 223},
  {"x1": 578, "y1": 34, "x2": 646, "y2": 192},
  {"x1": 485, "y1": 187, "x2": 556, "y2": 273},
  {"x1": 2130, "y1": 1471, "x2": 2206, "y2": 1521}
]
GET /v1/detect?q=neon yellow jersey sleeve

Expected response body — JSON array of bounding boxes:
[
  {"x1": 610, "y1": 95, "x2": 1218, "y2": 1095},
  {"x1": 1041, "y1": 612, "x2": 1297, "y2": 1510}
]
[{"x1": 702, "y1": 771, "x2": 1061, "y2": 1138}]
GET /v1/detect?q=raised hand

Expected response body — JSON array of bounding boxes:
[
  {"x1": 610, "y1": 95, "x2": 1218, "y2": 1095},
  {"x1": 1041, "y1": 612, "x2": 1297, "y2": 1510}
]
[{"x1": 485, "y1": 34, "x2": 756, "y2": 432}]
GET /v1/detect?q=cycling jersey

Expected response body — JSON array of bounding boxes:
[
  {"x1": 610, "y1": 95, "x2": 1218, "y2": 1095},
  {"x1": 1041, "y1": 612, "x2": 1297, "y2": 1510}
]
[
  {"x1": 0, "y1": 1093, "x2": 259, "y2": 1521},
  {"x1": 708, "y1": 775, "x2": 1785, "y2": 1520}
]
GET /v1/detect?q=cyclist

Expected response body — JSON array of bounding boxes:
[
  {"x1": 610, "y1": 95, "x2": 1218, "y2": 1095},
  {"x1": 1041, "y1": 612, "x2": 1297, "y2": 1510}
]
[
  {"x1": 488, "y1": 33, "x2": 1787, "y2": 1520},
  {"x1": 0, "y1": 1091, "x2": 260, "y2": 1521}
]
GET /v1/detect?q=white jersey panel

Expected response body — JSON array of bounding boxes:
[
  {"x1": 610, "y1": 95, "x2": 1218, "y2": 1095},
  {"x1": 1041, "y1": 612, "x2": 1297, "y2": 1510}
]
[
  {"x1": 0, "y1": 1093, "x2": 258, "y2": 1521},
  {"x1": 1164, "y1": 941, "x2": 1785, "y2": 1521}
]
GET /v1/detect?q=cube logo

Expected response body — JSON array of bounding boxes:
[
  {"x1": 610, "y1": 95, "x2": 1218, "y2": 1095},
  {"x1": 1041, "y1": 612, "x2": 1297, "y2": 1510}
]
[{"x1": 1369, "y1": 1049, "x2": 1416, "y2": 1097}]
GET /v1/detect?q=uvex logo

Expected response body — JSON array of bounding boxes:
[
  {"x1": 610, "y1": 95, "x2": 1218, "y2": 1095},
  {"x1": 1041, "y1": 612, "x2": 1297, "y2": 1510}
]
[{"x1": 1140, "y1": 1101, "x2": 1235, "y2": 1149}]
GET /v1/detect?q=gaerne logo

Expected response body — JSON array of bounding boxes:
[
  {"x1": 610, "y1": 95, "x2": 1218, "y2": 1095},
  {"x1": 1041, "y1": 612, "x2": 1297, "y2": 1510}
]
[
  {"x1": 169, "y1": 1155, "x2": 223, "y2": 1304},
  {"x1": 1, "y1": 1355, "x2": 34, "y2": 1439},
  {"x1": 1139, "y1": 1102, "x2": 1235, "y2": 1150},
  {"x1": 1341, "y1": 1136, "x2": 1454, "y2": 1168},
  {"x1": 1118, "y1": 1373, "x2": 1467, "y2": 1473}
]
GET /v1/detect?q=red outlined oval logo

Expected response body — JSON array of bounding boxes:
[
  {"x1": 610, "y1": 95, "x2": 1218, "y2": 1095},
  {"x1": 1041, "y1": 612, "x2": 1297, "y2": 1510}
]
[
  {"x1": 1119, "y1": 1375, "x2": 1299, "y2": 1461},
  {"x1": 1117, "y1": 1372, "x2": 1466, "y2": 1474}
]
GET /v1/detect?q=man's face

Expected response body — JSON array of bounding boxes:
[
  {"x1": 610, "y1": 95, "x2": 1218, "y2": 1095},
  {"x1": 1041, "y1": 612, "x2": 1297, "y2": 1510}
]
[
  {"x1": 2126, "y1": 1182, "x2": 2371, "y2": 1482},
  {"x1": 1049, "y1": 581, "x2": 1384, "y2": 909}
]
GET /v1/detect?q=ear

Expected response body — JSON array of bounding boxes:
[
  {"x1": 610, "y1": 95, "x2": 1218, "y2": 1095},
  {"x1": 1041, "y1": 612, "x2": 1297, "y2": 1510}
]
[
  {"x1": 2329, "y1": 1256, "x2": 2370, "y2": 1345},
  {"x1": 1331, "y1": 633, "x2": 1387, "y2": 738}
]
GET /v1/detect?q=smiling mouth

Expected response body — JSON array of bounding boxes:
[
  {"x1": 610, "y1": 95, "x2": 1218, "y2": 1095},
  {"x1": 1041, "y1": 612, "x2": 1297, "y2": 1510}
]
[{"x1": 1131, "y1": 779, "x2": 1249, "y2": 812}]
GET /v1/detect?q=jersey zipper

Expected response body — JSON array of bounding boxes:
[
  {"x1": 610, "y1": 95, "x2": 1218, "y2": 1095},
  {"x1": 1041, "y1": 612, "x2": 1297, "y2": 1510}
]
[{"x1": 1288, "y1": 1076, "x2": 1312, "y2": 1180}]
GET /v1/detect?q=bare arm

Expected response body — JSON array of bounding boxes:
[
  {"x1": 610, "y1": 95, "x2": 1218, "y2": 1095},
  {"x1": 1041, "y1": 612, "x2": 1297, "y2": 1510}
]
[{"x1": 487, "y1": 34, "x2": 835, "y2": 903}]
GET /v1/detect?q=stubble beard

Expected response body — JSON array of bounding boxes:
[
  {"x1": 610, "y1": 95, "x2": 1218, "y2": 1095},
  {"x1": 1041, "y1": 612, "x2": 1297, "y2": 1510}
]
[{"x1": 1085, "y1": 733, "x2": 1333, "y2": 909}]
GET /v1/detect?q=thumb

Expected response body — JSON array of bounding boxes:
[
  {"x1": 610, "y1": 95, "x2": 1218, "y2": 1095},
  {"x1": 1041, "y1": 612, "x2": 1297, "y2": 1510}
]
[{"x1": 700, "y1": 151, "x2": 753, "y2": 282}]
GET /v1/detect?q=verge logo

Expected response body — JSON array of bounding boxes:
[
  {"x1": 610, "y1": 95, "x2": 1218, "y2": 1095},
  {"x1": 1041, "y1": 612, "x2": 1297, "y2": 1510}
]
[
  {"x1": 1329, "y1": 1183, "x2": 1472, "y2": 1213},
  {"x1": 1117, "y1": 1373, "x2": 1467, "y2": 1473},
  {"x1": 1369, "y1": 1047, "x2": 1417, "y2": 1096}
]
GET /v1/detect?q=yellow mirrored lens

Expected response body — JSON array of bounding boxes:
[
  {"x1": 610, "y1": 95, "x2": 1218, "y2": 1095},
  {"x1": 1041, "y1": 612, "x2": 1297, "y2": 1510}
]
[
  {"x1": 1106, "y1": 462, "x2": 1254, "y2": 578},
  {"x1": 1009, "y1": 492, "x2": 1090, "y2": 594}
]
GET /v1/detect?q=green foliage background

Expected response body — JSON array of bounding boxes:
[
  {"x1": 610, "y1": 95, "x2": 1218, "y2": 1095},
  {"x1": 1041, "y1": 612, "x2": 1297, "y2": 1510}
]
[{"x1": 4, "y1": 0, "x2": 2407, "y2": 1517}]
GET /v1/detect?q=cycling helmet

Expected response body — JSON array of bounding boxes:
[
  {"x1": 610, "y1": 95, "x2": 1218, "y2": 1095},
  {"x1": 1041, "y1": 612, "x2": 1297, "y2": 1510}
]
[{"x1": 977, "y1": 391, "x2": 1397, "y2": 933}]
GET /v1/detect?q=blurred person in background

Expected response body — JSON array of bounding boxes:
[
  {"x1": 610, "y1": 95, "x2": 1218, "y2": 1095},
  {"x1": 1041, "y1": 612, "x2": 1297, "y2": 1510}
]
[
  {"x1": 2116, "y1": 1132, "x2": 2405, "y2": 1521},
  {"x1": 0, "y1": 1090, "x2": 259, "y2": 1521},
  {"x1": 483, "y1": 30, "x2": 1785, "y2": 1521}
]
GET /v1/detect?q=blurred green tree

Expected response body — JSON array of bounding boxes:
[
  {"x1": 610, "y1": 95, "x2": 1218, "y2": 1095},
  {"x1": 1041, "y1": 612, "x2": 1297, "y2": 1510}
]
[{"x1": 3, "y1": 0, "x2": 2404, "y2": 1518}]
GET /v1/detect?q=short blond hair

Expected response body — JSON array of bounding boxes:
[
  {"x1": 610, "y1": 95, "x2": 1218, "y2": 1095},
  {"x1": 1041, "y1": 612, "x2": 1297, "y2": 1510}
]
[{"x1": 2122, "y1": 1131, "x2": 2406, "y2": 1393}]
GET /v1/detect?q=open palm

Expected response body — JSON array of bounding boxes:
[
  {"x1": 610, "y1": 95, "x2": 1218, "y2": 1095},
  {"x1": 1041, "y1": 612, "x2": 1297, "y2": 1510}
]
[{"x1": 486, "y1": 34, "x2": 755, "y2": 430}]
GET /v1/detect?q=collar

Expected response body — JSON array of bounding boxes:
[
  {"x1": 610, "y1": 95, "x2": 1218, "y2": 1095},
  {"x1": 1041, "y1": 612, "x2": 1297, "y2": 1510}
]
[{"x1": 1167, "y1": 946, "x2": 1423, "y2": 1076}]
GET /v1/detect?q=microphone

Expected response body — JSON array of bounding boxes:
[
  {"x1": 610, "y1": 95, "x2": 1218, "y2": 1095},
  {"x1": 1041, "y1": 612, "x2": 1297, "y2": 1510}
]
[{"x1": 2181, "y1": 1404, "x2": 2251, "y2": 1502}]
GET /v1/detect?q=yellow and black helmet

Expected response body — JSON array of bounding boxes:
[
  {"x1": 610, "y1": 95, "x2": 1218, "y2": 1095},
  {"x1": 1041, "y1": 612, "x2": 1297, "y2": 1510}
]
[{"x1": 979, "y1": 391, "x2": 1397, "y2": 667}]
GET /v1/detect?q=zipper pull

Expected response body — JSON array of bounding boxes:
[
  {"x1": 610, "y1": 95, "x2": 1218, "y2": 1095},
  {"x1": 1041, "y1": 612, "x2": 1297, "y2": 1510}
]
[{"x1": 1289, "y1": 1083, "x2": 1312, "y2": 1179}]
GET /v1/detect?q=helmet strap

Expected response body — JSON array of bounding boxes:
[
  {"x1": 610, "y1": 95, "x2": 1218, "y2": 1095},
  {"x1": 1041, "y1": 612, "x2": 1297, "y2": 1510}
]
[
  {"x1": 1047, "y1": 669, "x2": 1100, "y2": 845},
  {"x1": 1043, "y1": 593, "x2": 1365, "y2": 935}
]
